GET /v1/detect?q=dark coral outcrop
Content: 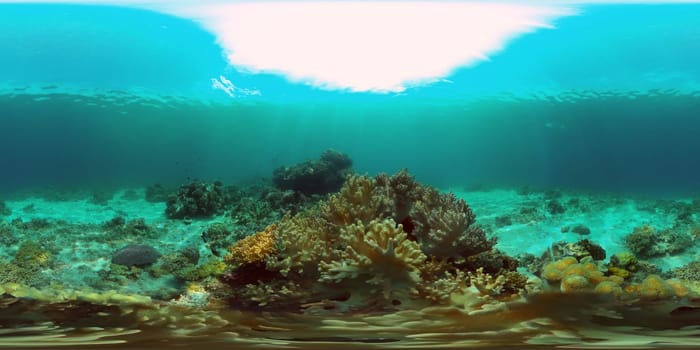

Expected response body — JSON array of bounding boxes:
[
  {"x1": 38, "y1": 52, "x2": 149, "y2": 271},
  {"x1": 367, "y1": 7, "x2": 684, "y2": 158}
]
[
  {"x1": 272, "y1": 149, "x2": 353, "y2": 195},
  {"x1": 165, "y1": 180, "x2": 226, "y2": 219}
]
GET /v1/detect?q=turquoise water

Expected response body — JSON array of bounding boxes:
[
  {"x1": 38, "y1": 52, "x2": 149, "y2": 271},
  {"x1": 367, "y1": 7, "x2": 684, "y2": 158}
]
[{"x1": 1, "y1": 2, "x2": 700, "y2": 349}]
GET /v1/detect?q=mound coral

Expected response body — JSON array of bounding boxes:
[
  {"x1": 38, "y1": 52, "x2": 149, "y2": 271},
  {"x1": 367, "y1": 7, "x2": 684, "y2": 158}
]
[
  {"x1": 541, "y1": 257, "x2": 694, "y2": 300},
  {"x1": 221, "y1": 170, "x2": 520, "y2": 313}
]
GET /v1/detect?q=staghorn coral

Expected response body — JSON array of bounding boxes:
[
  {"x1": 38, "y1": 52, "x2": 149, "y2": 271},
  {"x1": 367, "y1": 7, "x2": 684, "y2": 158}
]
[{"x1": 417, "y1": 268, "x2": 468, "y2": 304}]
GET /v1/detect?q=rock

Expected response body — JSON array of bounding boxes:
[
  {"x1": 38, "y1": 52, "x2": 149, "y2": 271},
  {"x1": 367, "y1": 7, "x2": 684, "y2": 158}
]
[
  {"x1": 571, "y1": 224, "x2": 591, "y2": 235},
  {"x1": 112, "y1": 244, "x2": 160, "y2": 267}
]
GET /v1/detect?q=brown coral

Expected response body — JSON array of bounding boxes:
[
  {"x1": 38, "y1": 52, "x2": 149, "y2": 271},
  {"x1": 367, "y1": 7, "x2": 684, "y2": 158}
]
[
  {"x1": 321, "y1": 174, "x2": 393, "y2": 226},
  {"x1": 319, "y1": 219, "x2": 426, "y2": 301},
  {"x1": 266, "y1": 214, "x2": 334, "y2": 278},
  {"x1": 410, "y1": 189, "x2": 495, "y2": 259}
]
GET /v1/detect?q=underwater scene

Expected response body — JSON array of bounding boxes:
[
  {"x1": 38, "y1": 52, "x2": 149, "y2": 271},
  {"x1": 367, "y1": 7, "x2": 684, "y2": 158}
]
[{"x1": 1, "y1": 1, "x2": 700, "y2": 349}]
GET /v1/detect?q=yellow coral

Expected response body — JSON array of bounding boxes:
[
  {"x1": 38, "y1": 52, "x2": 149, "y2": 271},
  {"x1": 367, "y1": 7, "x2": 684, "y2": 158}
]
[
  {"x1": 543, "y1": 258, "x2": 615, "y2": 294},
  {"x1": 561, "y1": 275, "x2": 592, "y2": 293},
  {"x1": 468, "y1": 268, "x2": 508, "y2": 296},
  {"x1": 615, "y1": 251, "x2": 637, "y2": 267},
  {"x1": 608, "y1": 275, "x2": 625, "y2": 285},
  {"x1": 542, "y1": 257, "x2": 578, "y2": 283},
  {"x1": 594, "y1": 281, "x2": 624, "y2": 297},
  {"x1": 561, "y1": 264, "x2": 588, "y2": 280},
  {"x1": 226, "y1": 223, "x2": 278, "y2": 265},
  {"x1": 640, "y1": 275, "x2": 673, "y2": 300},
  {"x1": 666, "y1": 279, "x2": 691, "y2": 298},
  {"x1": 608, "y1": 266, "x2": 631, "y2": 279},
  {"x1": 417, "y1": 269, "x2": 468, "y2": 304}
]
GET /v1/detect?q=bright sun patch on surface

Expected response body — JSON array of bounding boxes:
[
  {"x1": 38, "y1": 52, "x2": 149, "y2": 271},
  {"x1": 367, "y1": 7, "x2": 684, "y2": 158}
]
[{"x1": 183, "y1": 2, "x2": 574, "y2": 93}]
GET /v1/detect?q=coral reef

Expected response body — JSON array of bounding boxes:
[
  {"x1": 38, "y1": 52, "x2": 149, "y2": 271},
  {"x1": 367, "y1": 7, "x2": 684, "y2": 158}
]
[
  {"x1": 220, "y1": 170, "x2": 518, "y2": 313},
  {"x1": 0, "y1": 241, "x2": 54, "y2": 286},
  {"x1": 565, "y1": 239, "x2": 606, "y2": 261},
  {"x1": 624, "y1": 224, "x2": 692, "y2": 258},
  {"x1": 670, "y1": 261, "x2": 700, "y2": 281},
  {"x1": 520, "y1": 239, "x2": 606, "y2": 275},
  {"x1": 201, "y1": 222, "x2": 232, "y2": 257},
  {"x1": 322, "y1": 170, "x2": 495, "y2": 259},
  {"x1": 230, "y1": 196, "x2": 278, "y2": 228},
  {"x1": 318, "y1": 219, "x2": 426, "y2": 303},
  {"x1": 272, "y1": 149, "x2": 353, "y2": 195},
  {"x1": 165, "y1": 180, "x2": 227, "y2": 219},
  {"x1": 0, "y1": 220, "x2": 19, "y2": 246},
  {"x1": 145, "y1": 184, "x2": 171, "y2": 202},
  {"x1": 546, "y1": 199, "x2": 565, "y2": 215},
  {"x1": 90, "y1": 189, "x2": 114, "y2": 205},
  {"x1": 104, "y1": 217, "x2": 159, "y2": 239},
  {"x1": 0, "y1": 200, "x2": 11, "y2": 216}
]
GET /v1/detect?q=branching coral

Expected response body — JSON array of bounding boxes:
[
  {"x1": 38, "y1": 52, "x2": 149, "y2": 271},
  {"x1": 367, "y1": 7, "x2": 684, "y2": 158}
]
[
  {"x1": 323, "y1": 170, "x2": 495, "y2": 260},
  {"x1": 410, "y1": 189, "x2": 495, "y2": 259},
  {"x1": 319, "y1": 219, "x2": 426, "y2": 302},
  {"x1": 321, "y1": 174, "x2": 393, "y2": 226},
  {"x1": 266, "y1": 214, "x2": 334, "y2": 278},
  {"x1": 624, "y1": 224, "x2": 692, "y2": 258}
]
